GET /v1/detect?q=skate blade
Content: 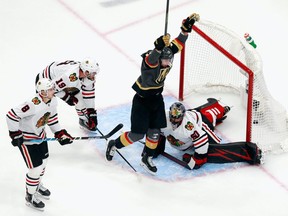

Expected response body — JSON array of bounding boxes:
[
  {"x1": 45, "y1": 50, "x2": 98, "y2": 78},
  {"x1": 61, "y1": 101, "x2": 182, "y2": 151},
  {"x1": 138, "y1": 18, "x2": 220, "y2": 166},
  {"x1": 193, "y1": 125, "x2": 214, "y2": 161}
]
[
  {"x1": 25, "y1": 202, "x2": 45, "y2": 211},
  {"x1": 140, "y1": 162, "x2": 157, "y2": 176}
]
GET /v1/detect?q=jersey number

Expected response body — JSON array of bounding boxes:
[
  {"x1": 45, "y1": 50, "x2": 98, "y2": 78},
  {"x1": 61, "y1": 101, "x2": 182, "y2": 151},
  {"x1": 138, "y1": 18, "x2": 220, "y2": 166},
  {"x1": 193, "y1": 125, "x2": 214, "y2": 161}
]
[
  {"x1": 190, "y1": 131, "x2": 200, "y2": 140},
  {"x1": 55, "y1": 78, "x2": 66, "y2": 89},
  {"x1": 56, "y1": 60, "x2": 77, "y2": 66},
  {"x1": 21, "y1": 105, "x2": 30, "y2": 112}
]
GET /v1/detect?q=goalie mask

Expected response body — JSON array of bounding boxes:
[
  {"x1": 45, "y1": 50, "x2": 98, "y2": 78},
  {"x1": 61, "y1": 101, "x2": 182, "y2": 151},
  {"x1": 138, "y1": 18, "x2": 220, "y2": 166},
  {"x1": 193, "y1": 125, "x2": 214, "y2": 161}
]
[{"x1": 169, "y1": 102, "x2": 186, "y2": 128}]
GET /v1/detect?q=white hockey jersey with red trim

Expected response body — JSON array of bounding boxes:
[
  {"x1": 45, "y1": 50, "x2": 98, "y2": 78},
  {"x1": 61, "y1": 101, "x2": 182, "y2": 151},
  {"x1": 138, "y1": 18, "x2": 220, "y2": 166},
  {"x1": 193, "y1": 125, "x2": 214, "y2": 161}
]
[
  {"x1": 6, "y1": 94, "x2": 61, "y2": 145},
  {"x1": 162, "y1": 110, "x2": 217, "y2": 154},
  {"x1": 38, "y1": 60, "x2": 95, "y2": 107}
]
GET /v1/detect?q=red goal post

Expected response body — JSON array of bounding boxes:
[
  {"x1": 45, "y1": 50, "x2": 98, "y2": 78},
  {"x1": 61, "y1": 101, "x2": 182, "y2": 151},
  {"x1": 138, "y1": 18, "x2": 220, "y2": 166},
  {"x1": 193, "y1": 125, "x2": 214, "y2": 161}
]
[{"x1": 178, "y1": 20, "x2": 288, "y2": 154}]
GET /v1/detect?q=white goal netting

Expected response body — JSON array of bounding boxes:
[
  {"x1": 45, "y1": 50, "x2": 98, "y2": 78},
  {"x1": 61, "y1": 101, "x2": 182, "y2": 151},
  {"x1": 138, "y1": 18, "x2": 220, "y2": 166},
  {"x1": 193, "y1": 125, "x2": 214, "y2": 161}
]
[{"x1": 179, "y1": 20, "x2": 288, "y2": 154}]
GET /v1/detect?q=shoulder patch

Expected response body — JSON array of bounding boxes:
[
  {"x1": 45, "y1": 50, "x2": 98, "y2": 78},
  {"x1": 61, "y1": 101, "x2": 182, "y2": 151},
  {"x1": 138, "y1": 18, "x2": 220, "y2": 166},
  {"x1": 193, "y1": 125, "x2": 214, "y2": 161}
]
[
  {"x1": 69, "y1": 73, "x2": 78, "y2": 82},
  {"x1": 32, "y1": 97, "x2": 41, "y2": 105},
  {"x1": 185, "y1": 121, "x2": 194, "y2": 131}
]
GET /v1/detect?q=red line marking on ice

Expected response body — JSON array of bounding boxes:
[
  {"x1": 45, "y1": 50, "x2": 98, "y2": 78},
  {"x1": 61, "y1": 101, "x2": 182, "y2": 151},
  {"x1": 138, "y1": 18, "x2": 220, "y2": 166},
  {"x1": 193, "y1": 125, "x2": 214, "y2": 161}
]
[
  {"x1": 259, "y1": 166, "x2": 288, "y2": 192},
  {"x1": 56, "y1": 0, "x2": 193, "y2": 68},
  {"x1": 56, "y1": 0, "x2": 138, "y2": 66}
]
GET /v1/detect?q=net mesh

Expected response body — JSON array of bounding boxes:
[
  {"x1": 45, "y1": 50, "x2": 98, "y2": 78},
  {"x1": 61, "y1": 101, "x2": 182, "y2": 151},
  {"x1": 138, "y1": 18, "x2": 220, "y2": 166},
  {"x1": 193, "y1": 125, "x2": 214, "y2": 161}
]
[{"x1": 181, "y1": 20, "x2": 288, "y2": 153}]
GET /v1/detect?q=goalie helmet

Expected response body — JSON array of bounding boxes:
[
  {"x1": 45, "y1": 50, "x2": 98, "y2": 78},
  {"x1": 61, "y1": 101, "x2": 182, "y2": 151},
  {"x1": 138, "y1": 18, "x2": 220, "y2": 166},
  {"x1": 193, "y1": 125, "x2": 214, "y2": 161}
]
[
  {"x1": 36, "y1": 78, "x2": 55, "y2": 96},
  {"x1": 169, "y1": 102, "x2": 186, "y2": 127},
  {"x1": 80, "y1": 58, "x2": 100, "y2": 75}
]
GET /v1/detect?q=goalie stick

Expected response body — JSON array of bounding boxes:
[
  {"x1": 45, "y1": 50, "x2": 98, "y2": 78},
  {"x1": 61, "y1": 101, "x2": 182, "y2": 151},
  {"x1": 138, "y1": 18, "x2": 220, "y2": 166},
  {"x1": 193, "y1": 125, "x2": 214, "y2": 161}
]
[
  {"x1": 138, "y1": 140, "x2": 192, "y2": 170},
  {"x1": 25, "y1": 123, "x2": 123, "y2": 143}
]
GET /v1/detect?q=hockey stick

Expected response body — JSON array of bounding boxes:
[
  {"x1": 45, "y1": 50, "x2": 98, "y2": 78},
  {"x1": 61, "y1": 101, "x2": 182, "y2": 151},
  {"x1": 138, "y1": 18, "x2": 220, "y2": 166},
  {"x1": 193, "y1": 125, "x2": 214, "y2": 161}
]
[
  {"x1": 161, "y1": 151, "x2": 192, "y2": 170},
  {"x1": 138, "y1": 140, "x2": 192, "y2": 170},
  {"x1": 164, "y1": 0, "x2": 170, "y2": 35},
  {"x1": 25, "y1": 123, "x2": 123, "y2": 143},
  {"x1": 96, "y1": 127, "x2": 137, "y2": 173}
]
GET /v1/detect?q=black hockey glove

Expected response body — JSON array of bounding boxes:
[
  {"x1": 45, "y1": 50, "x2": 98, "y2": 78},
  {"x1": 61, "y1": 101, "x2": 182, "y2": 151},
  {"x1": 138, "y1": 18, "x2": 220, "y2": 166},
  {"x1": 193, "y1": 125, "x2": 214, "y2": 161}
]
[
  {"x1": 154, "y1": 34, "x2": 170, "y2": 51},
  {"x1": 54, "y1": 129, "x2": 73, "y2": 145},
  {"x1": 183, "y1": 152, "x2": 207, "y2": 169},
  {"x1": 61, "y1": 92, "x2": 79, "y2": 106},
  {"x1": 9, "y1": 130, "x2": 24, "y2": 147},
  {"x1": 86, "y1": 108, "x2": 97, "y2": 131},
  {"x1": 181, "y1": 13, "x2": 200, "y2": 33}
]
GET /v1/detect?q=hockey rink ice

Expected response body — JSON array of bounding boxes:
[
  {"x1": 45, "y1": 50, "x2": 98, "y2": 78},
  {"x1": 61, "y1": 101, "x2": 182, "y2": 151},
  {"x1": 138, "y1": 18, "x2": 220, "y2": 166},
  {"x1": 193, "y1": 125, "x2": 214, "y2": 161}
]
[{"x1": 1, "y1": 0, "x2": 288, "y2": 215}]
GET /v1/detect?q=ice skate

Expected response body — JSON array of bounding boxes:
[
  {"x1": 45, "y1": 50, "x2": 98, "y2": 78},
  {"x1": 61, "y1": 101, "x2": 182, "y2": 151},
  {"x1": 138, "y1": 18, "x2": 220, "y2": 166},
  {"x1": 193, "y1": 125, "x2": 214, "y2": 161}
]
[
  {"x1": 25, "y1": 192, "x2": 45, "y2": 211},
  {"x1": 37, "y1": 183, "x2": 51, "y2": 200},
  {"x1": 106, "y1": 140, "x2": 117, "y2": 161},
  {"x1": 140, "y1": 153, "x2": 157, "y2": 175},
  {"x1": 79, "y1": 119, "x2": 97, "y2": 132}
]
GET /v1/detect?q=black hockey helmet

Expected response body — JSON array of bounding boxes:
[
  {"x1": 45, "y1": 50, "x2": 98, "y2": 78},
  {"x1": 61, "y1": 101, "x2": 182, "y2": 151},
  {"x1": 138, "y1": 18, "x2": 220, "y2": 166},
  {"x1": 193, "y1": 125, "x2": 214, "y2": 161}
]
[
  {"x1": 160, "y1": 47, "x2": 174, "y2": 61},
  {"x1": 169, "y1": 102, "x2": 186, "y2": 127}
]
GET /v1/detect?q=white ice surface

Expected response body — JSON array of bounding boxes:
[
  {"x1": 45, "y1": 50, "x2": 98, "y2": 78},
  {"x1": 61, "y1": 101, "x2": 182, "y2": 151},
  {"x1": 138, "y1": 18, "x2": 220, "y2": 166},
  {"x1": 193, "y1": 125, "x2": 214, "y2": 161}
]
[{"x1": 1, "y1": 0, "x2": 288, "y2": 215}]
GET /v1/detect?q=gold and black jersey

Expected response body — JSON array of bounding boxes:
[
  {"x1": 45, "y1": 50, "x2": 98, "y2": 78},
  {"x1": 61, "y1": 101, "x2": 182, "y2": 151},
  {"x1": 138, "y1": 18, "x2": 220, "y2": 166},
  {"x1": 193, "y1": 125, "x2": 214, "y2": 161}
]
[{"x1": 132, "y1": 32, "x2": 188, "y2": 98}]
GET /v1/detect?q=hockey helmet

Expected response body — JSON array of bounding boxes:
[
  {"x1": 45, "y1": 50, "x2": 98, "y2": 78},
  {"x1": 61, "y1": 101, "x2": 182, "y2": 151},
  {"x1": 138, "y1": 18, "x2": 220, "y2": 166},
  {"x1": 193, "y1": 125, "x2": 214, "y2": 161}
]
[
  {"x1": 160, "y1": 47, "x2": 174, "y2": 61},
  {"x1": 169, "y1": 102, "x2": 186, "y2": 127},
  {"x1": 36, "y1": 78, "x2": 55, "y2": 96},
  {"x1": 80, "y1": 58, "x2": 100, "y2": 75}
]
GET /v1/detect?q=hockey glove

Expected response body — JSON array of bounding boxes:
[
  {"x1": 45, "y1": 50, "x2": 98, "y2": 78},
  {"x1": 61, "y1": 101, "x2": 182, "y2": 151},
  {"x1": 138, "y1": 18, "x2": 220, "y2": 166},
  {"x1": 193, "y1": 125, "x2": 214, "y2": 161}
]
[
  {"x1": 154, "y1": 34, "x2": 170, "y2": 51},
  {"x1": 183, "y1": 152, "x2": 207, "y2": 169},
  {"x1": 181, "y1": 13, "x2": 200, "y2": 33},
  {"x1": 9, "y1": 130, "x2": 24, "y2": 147},
  {"x1": 54, "y1": 129, "x2": 73, "y2": 145},
  {"x1": 86, "y1": 108, "x2": 98, "y2": 131},
  {"x1": 61, "y1": 92, "x2": 79, "y2": 106}
]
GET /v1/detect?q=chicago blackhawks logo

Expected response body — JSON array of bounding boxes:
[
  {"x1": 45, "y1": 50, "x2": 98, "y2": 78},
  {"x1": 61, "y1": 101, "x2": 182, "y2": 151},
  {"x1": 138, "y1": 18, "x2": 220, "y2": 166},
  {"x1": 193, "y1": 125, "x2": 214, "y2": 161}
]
[
  {"x1": 167, "y1": 134, "x2": 185, "y2": 146},
  {"x1": 36, "y1": 112, "x2": 50, "y2": 128},
  {"x1": 69, "y1": 73, "x2": 78, "y2": 82},
  {"x1": 32, "y1": 97, "x2": 41, "y2": 105},
  {"x1": 185, "y1": 121, "x2": 194, "y2": 131}
]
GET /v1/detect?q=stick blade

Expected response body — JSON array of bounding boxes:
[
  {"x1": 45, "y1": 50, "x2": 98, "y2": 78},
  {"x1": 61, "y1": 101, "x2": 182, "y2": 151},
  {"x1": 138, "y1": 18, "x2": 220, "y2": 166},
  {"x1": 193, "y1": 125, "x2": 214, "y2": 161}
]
[{"x1": 103, "y1": 123, "x2": 123, "y2": 139}]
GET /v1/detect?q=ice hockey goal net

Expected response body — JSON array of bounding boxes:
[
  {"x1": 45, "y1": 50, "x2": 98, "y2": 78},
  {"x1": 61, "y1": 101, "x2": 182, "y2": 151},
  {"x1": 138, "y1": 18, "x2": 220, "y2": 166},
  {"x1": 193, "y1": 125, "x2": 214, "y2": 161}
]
[{"x1": 179, "y1": 20, "x2": 288, "y2": 154}]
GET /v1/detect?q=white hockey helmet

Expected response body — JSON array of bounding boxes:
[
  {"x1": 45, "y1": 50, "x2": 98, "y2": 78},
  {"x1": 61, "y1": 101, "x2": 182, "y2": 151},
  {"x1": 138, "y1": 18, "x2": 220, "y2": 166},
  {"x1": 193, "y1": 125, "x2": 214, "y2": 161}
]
[
  {"x1": 36, "y1": 78, "x2": 55, "y2": 96},
  {"x1": 80, "y1": 58, "x2": 100, "y2": 75}
]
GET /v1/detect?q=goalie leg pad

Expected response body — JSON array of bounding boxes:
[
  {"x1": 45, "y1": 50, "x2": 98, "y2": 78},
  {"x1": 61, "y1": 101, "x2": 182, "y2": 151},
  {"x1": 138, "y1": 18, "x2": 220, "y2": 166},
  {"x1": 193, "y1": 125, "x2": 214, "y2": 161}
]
[
  {"x1": 194, "y1": 98, "x2": 231, "y2": 126},
  {"x1": 207, "y1": 142, "x2": 262, "y2": 164}
]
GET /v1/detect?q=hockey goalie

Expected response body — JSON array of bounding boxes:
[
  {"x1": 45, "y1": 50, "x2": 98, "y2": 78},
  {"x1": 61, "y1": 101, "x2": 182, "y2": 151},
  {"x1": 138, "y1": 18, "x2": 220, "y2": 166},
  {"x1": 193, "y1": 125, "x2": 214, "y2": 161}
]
[{"x1": 159, "y1": 98, "x2": 263, "y2": 170}]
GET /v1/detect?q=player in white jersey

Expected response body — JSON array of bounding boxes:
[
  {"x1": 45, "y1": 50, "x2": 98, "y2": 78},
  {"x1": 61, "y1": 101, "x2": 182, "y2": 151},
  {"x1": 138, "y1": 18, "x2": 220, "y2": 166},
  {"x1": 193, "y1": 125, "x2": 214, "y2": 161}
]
[
  {"x1": 35, "y1": 58, "x2": 100, "y2": 132},
  {"x1": 160, "y1": 99, "x2": 262, "y2": 169},
  {"x1": 6, "y1": 78, "x2": 73, "y2": 211}
]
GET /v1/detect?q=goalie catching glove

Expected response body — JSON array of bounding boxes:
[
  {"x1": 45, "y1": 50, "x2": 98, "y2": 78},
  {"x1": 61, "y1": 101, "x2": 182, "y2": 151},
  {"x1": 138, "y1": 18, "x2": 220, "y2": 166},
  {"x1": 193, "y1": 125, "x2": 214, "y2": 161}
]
[
  {"x1": 154, "y1": 34, "x2": 170, "y2": 51},
  {"x1": 181, "y1": 13, "x2": 200, "y2": 33},
  {"x1": 54, "y1": 129, "x2": 73, "y2": 145},
  {"x1": 183, "y1": 152, "x2": 207, "y2": 169}
]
